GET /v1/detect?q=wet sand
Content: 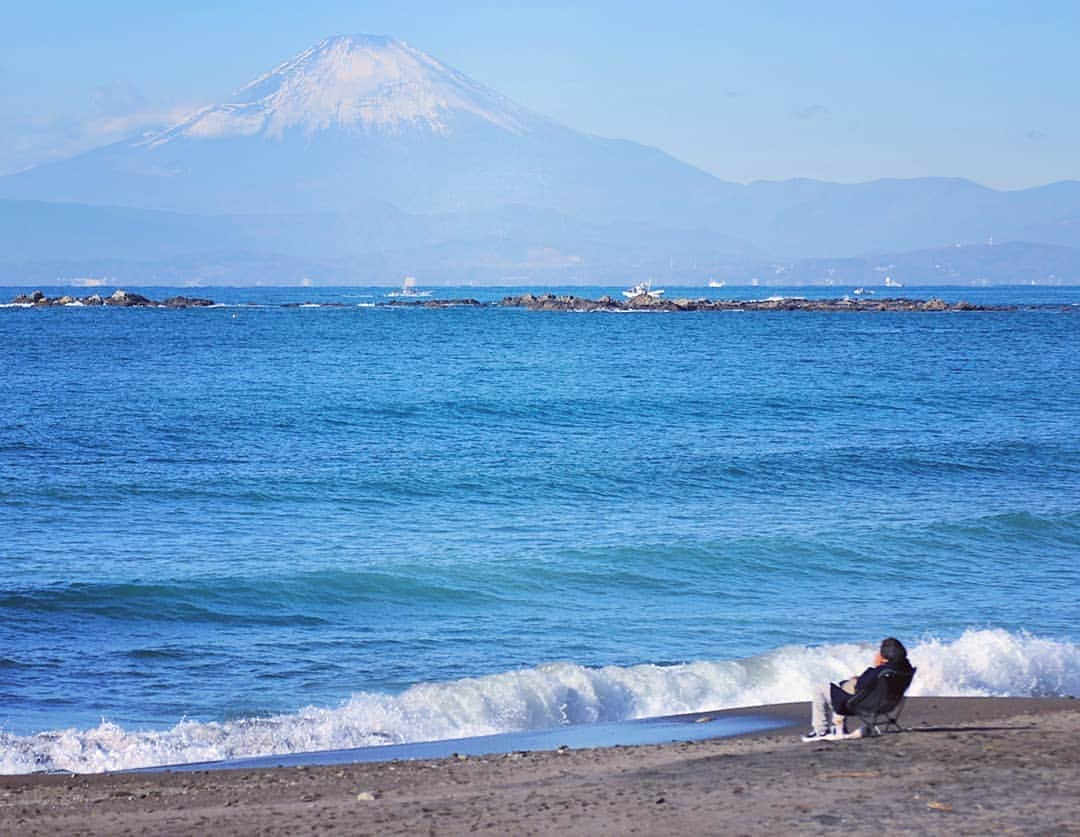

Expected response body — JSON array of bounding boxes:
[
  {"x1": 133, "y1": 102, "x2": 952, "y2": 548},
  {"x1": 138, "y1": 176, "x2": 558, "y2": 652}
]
[{"x1": 2, "y1": 697, "x2": 1077, "y2": 835}]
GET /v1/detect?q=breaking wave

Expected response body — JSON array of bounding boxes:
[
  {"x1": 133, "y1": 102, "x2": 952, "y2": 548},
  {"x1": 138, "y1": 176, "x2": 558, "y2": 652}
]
[{"x1": 1, "y1": 628, "x2": 1075, "y2": 774}]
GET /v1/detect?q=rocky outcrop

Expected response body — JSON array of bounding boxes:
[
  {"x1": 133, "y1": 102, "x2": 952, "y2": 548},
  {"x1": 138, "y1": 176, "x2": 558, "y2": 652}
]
[
  {"x1": 4, "y1": 291, "x2": 1035, "y2": 313},
  {"x1": 9, "y1": 290, "x2": 215, "y2": 307},
  {"x1": 104, "y1": 289, "x2": 154, "y2": 306},
  {"x1": 500, "y1": 294, "x2": 1011, "y2": 313},
  {"x1": 162, "y1": 296, "x2": 216, "y2": 308},
  {"x1": 12, "y1": 290, "x2": 47, "y2": 305},
  {"x1": 384, "y1": 298, "x2": 484, "y2": 308}
]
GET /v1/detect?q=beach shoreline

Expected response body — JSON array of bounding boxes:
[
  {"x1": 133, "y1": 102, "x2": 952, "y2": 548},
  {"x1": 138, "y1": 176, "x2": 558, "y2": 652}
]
[{"x1": 2, "y1": 696, "x2": 1076, "y2": 835}]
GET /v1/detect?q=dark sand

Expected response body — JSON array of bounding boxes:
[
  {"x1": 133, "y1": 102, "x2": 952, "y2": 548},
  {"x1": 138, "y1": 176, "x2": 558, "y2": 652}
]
[{"x1": 2, "y1": 697, "x2": 1077, "y2": 835}]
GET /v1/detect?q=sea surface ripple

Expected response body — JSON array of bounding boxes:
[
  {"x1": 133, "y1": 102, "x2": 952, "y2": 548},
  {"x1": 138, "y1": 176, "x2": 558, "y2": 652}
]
[{"x1": 1, "y1": 284, "x2": 1077, "y2": 771}]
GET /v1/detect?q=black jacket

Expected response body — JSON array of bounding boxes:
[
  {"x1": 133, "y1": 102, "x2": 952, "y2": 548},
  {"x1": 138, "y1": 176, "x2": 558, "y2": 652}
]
[{"x1": 832, "y1": 656, "x2": 914, "y2": 714}]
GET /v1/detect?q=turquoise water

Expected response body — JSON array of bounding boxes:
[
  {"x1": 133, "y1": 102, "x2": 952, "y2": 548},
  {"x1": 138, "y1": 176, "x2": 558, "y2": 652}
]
[{"x1": 1, "y1": 285, "x2": 1078, "y2": 772}]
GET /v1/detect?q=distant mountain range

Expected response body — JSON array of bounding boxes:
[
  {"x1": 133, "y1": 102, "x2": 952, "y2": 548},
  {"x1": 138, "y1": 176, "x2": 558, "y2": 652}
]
[{"x1": 3, "y1": 34, "x2": 1079, "y2": 285}]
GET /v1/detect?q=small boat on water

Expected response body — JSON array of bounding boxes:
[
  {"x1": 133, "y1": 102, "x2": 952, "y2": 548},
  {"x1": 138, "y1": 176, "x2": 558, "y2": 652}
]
[
  {"x1": 387, "y1": 276, "x2": 432, "y2": 298},
  {"x1": 622, "y1": 280, "x2": 664, "y2": 299},
  {"x1": 708, "y1": 280, "x2": 726, "y2": 288}
]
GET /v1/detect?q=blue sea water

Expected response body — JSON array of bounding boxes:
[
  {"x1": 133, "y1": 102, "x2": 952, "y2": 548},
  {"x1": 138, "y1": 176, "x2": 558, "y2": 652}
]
[{"x1": 1, "y1": 284, "x2": 1078, "y2": 773}]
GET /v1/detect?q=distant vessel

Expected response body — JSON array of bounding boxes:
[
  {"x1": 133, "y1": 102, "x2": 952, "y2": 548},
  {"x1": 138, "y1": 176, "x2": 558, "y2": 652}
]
[
  {"x1": 884, "y1": 276, "x2": 904, "y2": 288},
  {"x1": 708, "y1": 280, "x2": 726, "y2": 288},
  {"x1": 62, "y1": 276, "x2": 113, "y2": 288},
  {"x1": 622, "y1": 280, "x2": 664, "y2": 299},
  {"x1": 853, "y1": 287, "x2": 876, "y2": 295},
  {"x1": 387, "y1": 276, "x2": 432, "y2": 298}
]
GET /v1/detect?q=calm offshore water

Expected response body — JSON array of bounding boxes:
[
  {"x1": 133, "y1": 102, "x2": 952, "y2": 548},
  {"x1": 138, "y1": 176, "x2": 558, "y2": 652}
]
[{"x1": 2, "y1": 285, "x2": 1078, "y2": 772}]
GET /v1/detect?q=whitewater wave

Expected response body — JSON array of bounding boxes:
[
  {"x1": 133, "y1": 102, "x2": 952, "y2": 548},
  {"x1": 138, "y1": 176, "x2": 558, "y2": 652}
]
[{"x1": 1, "y1": 628, "x2": 1075, "y2": 774}]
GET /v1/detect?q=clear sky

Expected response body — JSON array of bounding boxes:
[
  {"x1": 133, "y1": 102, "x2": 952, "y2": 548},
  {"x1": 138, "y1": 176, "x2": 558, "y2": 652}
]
[{"x1": 2, "y1": 1, "x2": 1077, "y2": 189}]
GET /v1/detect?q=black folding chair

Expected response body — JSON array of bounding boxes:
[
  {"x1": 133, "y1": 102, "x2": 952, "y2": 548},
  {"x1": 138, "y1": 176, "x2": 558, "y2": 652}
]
[{"x1": 838, "y1": 666, "x2": 916, "y2": 736}]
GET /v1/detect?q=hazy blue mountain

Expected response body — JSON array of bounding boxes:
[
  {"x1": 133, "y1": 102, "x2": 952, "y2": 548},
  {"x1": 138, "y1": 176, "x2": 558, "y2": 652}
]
[
  {"x1": 0, "y1": 197, "x2": 757, "y2": 283},
  {"x1": 763, "y1": 241, "x2": 1080, "y2": 286},
  {"x1": 0, "y1": 35, "x2": 736, "y2": 229},
  {"x1": 3, "y1": 34, "x2": 1080, "y2": 282},
  {"x1": 5, "y1": 195, "x2": 1079, "y2": 285},
  {"x1": 712, "y1": 177, "x2": 1080, "y2": 257}
]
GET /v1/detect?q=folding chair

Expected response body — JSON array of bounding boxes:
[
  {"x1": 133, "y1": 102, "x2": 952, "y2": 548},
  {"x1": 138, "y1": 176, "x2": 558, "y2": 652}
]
[{"x1": 837, "y1": 666, "x2": 916, "y2": 736}]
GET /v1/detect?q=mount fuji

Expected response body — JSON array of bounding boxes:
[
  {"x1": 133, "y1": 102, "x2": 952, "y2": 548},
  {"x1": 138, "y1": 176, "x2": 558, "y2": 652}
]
[
  {"x1": 0, "y1": 34, "x2": 732, "y2": 224},
  {"x1": 3, "y1": 34, "x2": 1080, "y2": 284}
]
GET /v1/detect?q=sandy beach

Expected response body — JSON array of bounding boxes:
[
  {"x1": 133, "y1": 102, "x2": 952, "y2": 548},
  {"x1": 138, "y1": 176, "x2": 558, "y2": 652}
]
[{"x1": 2, "y1": 697, "x2": 1076, "y2": 835}]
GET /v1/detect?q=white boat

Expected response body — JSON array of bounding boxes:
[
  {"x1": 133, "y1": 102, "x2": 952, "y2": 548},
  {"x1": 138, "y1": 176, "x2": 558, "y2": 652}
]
[
  {"x1": 853, "y1": 287, "x2": 876, "y2": 295},
  {"x1": 387, "y1": 276, "x2": 432, "y2": 298},
  {"x1": 708, "y1": 280, "x2": 726, "y2": 288},
  {"x1": 622, "y1": 280, "x2": 664, "y2": 299},
  {"x1": 884, "y1": 276, "x2": 904, "y2": 288}
]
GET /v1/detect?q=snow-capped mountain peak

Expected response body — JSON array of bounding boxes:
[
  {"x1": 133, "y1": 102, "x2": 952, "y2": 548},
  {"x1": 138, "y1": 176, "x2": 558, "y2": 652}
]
[{"x1": 144, "y1": 34, "x2": 538, "y2": 147}]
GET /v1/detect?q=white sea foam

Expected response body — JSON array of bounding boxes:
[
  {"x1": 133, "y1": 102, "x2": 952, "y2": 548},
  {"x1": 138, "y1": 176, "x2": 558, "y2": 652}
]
[{"x1": 1, "y1": 629, "x2": 1075, "y2": 774}]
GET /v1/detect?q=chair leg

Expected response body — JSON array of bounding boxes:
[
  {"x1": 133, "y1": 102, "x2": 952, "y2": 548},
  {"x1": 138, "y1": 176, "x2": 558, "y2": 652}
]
[{"x1": 889, "y1": 699, "x2": 908, "y2": 733}]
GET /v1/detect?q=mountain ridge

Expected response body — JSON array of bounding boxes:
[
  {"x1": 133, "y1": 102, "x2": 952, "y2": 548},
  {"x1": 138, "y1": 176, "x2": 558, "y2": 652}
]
[
  {"x1": 3, "y1": 196, "x2": 1079, "y2": 286},
  {"x1": 142, "y1": 34, "x2": 544, "y2": 147},
  {"x1": 0, "y1": 34, "x2": 741, "y2": 220},
  {"x1": 2, "y1": 34, "x2": 1080, "y2": 282}
]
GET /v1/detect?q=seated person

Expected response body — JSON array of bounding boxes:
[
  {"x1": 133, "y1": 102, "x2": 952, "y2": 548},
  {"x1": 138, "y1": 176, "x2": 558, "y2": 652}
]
[{"x1": 802, "y1": 637, "x2": 913, "y2": 741}]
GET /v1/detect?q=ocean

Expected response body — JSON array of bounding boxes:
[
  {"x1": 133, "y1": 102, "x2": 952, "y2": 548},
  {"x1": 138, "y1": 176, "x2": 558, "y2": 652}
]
[{"x1": 1, "y1": 284, "x2": 1078, "y2": 774}]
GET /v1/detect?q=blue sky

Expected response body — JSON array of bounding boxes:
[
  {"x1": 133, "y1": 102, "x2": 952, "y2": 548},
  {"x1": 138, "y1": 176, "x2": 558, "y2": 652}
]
[{"x1": 2, "y1": 1, "x2": 1077, "y2": 189}]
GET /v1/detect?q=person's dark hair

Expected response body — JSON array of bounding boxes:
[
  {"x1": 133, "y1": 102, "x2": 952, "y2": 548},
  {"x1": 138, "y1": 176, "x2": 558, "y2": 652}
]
[{"x1": 880, "y1": 637, "x2": 907, "y2": 662}]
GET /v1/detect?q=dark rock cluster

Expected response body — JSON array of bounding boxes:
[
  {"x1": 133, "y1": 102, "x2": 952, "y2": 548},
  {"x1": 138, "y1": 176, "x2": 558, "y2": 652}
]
[
  {"x1": 6, "y1": 290, "x2": 1024, "y2": 313},
  {"x1": 278, "y1": 298, "x2": 483, "y2": 309},
  {"x1": 383, "y1": 298, "x2": 484, "y2": 308},
  {"x1": 10, "y1": 289, "x2": 215, "y2": 308},
  {"x1": 499, "y1": 293, "x2": 1006, "y2": 313}
]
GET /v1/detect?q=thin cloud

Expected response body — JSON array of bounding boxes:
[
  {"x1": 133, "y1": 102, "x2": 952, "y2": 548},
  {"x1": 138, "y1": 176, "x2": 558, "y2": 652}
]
[
  {"x1": 91, "y1": 81, "x2": 150, "y2": 116},
  {"x1": 1025, "y1": 129, "x2": 1047, "y2": 141},
  {"x1": 793, "y1": 104, "x2": 829, "y2": 121},
  {"x1": 0, "y1": 101, "x2": 203, "y2": 175},
  {"x1": 85, "y1": 81, "x2": 200, "y2": 142},
  {"x1": 84, "y1": 104, "x2": 201, "y2": 141}
]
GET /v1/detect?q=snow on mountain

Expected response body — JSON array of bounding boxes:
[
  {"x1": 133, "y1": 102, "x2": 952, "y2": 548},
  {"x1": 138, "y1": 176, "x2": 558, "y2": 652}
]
[
  {"x1": 7, "y1": 31, "x2": 1078, "y2": 270},
  {"x1": 144, "y1": 34, "x2": 539, "y2": 146},
  {"x1": 0, "y1": 32, "x2": 732, "y2": 219}
]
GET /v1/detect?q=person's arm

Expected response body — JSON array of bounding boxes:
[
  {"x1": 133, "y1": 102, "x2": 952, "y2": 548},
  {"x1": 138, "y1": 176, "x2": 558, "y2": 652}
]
[{"x1": 854, "y1": 665, "x2": 881, "y2": 692}]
